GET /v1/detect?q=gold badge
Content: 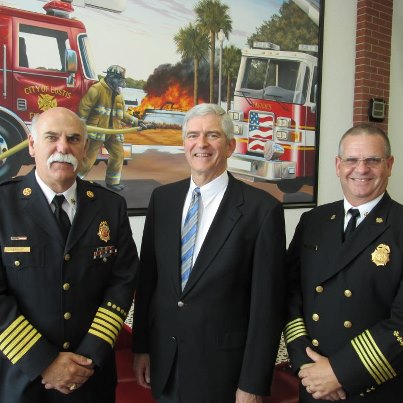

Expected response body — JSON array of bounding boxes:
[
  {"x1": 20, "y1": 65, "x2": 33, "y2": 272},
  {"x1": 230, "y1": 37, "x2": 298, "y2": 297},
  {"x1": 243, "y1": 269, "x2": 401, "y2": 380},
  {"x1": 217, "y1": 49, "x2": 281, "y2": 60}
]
[
  {"x1": 98, "y1": 221, "x2": 110, "y2": 243},
  {"x1": 371, "y1": 244, "x2": 390, "y2": 267},
  {"x1": 86, "y1": 191, "x2": 94, "y2": 198},
  {"x1": 376, "y1": 217, "x2": 383, "y2": 223},
  {"x1": 22, "y1": 187, "x2": 32, "y2": 196}
]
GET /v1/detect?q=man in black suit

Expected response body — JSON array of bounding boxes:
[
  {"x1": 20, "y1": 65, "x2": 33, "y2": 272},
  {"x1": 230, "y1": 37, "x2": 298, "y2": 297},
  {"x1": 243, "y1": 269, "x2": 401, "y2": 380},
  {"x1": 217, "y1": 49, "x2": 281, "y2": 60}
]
[
  {"x1": 284, "y1": 124, "x2": 403, "y2": 402},
  {"x1": 0, "y1": 107, "x2": 138, "y2": 402},
  {"x1": 133, "y1": 103, "x2": 286, "y2": 403}
]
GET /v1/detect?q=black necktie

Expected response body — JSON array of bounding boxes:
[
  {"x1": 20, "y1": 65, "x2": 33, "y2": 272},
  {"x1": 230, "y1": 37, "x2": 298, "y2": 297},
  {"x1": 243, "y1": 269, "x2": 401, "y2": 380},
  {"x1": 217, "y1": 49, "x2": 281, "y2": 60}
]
[
  {"x1": 52, "y1": 195, "x2": 71, "y2": 241},
  {"x1": 344, "y1": 208, "x2": 360, "y2": 241}
]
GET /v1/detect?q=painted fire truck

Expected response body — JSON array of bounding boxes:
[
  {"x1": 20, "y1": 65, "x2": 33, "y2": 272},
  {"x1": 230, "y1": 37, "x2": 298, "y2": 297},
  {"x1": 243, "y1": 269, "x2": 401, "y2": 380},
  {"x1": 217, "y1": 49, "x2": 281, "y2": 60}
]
[
  {"x1": 228, "y1": 41, "x2": 318, "y2": 194},
  {"x1": 0, "y1": 0, "x2": 129, "y2": 182}
]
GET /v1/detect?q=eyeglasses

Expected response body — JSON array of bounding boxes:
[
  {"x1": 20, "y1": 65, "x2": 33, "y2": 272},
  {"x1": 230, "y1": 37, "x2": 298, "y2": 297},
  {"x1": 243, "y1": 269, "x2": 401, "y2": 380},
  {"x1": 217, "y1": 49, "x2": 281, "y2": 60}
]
[{"x1": 338, "y1": 157, "x2": 386, "y2": 168}]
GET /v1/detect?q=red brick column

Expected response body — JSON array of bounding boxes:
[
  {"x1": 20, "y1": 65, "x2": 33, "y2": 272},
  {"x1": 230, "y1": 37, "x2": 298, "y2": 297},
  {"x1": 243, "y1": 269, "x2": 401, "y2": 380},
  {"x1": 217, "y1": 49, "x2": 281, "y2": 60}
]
[{"x1": 354, "y1": 0, "x2": 393, "y2": 131}]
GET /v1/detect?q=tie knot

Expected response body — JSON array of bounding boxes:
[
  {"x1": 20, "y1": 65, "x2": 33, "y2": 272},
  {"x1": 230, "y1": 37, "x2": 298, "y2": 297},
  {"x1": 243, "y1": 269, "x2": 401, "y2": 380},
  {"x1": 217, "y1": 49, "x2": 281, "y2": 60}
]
[
  {"x1": 348, "y1": 208, "x2": 360, "y2": 219},
  {"x1": 53, "y1": 194, "x2": 65, "y2": 209}
]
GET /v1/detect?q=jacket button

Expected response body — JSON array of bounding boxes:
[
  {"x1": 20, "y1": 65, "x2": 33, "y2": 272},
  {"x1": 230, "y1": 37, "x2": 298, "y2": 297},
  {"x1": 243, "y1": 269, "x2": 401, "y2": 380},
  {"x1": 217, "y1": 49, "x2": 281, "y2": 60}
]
[
  {"x1": 64, "y1": 254, "x2": 71, "y2": 261},
  {"x1": 63, "y1": 283, "x2": 70, "y2": 291},
  {"x1": 312, "y1": 313, "x2": 320, "y2": 321},
  {"x1": 312, "y1": 339, "x2": 319, "y2": 347},
  {"x1": 177, "y1": 301, "x2": 184, "y2": 308},
  {"x1": 63, "y1": 341, "x2": 70, "y2": 349},
  {"x1": 64, "y1": 312, "x2": 72, "y2": 320},
  {"x1": 344, "y1": 321, "x2": 352, "y2": 328},
  {"x1": 14, "y1": 260, "x2": 21, "y2": 267},
  {"x1": 344, "y1": 289, "x2": 352, "y2": 297},
  {"x1": 315, "y1": 285, "x2": 324, "y2": 293},
  {"x1": 170, "y1": 336, "x2": 177, "y2": 342}
]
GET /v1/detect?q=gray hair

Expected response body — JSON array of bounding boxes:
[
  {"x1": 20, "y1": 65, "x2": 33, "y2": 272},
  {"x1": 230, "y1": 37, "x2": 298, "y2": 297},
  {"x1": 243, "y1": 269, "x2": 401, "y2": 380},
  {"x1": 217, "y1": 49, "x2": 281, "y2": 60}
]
[
  {"x1": 30, "y1": 110, "x2": 88, "y2": 141},
  {"x1": 338, "y1": 123, "x2": 391, "y2": 158},
  {"x1": 182, "y1": 103, "x2": 234, "y2": 142}
]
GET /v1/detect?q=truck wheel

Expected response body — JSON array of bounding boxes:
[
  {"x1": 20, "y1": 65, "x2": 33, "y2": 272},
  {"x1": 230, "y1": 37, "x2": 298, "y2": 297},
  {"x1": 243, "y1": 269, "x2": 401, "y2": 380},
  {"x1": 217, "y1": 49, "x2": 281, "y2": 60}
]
[
  {"x1": 0, "y1": 114, "x2": 25, "y2": 182},
  {"x1": 277, "y1": 179, "x2": 304, "y2": 193}
]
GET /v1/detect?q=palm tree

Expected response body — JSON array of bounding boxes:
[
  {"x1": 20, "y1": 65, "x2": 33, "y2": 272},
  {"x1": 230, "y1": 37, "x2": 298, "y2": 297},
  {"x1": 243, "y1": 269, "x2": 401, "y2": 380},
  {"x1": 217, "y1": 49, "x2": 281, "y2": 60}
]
[
  {"x1": 195, "y1": 0, "x2": 232, "y2": 103},
  {"x1": 222, "y1": 45, "x2": 241, "y2": 112},
  {"x1": 174, "y1": 23, "x2": 209, "y2": 106}
]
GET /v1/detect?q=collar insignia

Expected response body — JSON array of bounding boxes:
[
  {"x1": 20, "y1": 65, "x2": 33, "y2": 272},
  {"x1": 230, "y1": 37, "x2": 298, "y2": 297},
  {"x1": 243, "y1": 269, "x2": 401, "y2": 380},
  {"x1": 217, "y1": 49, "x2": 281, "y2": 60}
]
[
  {"x1": 376, "y1": 217, "x2": 383, "y2": 224},
  {"x1": 86, "y1": 190, "x2": 94, "y2": 198},
  {"x1": 330, "y1": 214, "x2": 336, "y2": 220},
  {"x1": 22, "y1": 187, "x2": 32, "y2": 196}
]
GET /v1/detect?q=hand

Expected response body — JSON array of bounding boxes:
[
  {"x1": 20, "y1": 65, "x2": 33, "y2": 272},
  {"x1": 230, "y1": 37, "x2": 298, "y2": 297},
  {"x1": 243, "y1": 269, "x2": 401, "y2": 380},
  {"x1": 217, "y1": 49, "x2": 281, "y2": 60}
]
[
  {"x1": 235, "y1": 388, "x2": 262, "y2": 403},
  {"x1": 41, "y1": 352, "x2": 94, "y2": 394},
  {"x1": 133, "y1": 353, "x2": 151, "y2": 389},
  {"x1": 299, "y1": 347, "x2": 346, "y2": 400}
]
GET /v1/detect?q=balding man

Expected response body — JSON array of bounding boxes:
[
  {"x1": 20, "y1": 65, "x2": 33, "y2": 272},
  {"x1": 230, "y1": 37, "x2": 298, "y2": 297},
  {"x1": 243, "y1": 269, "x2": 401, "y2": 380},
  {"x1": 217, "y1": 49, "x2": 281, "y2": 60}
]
[{"x1": 0, "y1": 107, "x2": 138, "y2": 403}]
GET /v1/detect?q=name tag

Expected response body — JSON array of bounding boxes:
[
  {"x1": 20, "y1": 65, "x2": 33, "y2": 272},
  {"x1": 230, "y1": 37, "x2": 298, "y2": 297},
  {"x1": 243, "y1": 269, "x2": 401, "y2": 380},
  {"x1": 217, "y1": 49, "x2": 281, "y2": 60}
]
[{"x1": 4, "y1": 247, "x2": 31, "y2": 253}]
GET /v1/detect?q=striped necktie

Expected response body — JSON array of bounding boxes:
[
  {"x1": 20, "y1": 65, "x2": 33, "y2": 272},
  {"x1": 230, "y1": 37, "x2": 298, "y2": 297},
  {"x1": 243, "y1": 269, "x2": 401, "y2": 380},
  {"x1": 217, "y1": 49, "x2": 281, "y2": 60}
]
[{"x1": 181, "y1": 187, "x2": 201, "y2": 290}]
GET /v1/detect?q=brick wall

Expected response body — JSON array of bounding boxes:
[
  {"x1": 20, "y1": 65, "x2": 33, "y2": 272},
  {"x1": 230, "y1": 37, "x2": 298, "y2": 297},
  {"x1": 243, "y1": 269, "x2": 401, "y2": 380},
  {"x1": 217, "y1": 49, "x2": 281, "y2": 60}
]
[{"x1": 354, "y1": 0, "x2": 393, "y2": 131}]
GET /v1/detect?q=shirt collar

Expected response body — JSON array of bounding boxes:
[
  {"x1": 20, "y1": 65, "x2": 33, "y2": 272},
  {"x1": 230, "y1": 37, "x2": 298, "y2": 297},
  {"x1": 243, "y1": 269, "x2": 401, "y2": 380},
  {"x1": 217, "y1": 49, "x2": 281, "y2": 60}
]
[
  {"x1": 190, "y1": 171, "x2": 229, "y2": 204},
  {"x1": 35, "y1": 170, "x2": 77, "y2": 209},
  {"x1": 344, "y1": 192, "x2": 384, "y2": 219}
]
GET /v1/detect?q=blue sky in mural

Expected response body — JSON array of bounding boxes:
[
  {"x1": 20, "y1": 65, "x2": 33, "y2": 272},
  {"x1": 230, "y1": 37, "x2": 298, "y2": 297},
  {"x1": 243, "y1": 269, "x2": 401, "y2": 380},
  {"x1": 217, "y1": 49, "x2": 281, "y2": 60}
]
[{"x1": 2, "y1": 0, "x2": 284, "y2": 79}]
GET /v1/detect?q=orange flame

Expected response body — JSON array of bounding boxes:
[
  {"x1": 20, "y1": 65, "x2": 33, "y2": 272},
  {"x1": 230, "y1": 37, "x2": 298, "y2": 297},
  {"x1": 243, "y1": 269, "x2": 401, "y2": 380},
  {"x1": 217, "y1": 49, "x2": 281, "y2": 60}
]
[{"x1": 133, "y1": 82, "x2": 202, "y2": 117}]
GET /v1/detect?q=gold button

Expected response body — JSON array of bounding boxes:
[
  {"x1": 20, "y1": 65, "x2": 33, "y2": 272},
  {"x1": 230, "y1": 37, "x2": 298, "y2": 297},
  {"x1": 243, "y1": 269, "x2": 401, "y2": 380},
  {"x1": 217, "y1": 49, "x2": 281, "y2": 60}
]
[
  {"x1": 63, "y1": 342, "x2": 70, "y2": 349},
  {"x1": 344, "y1": 321, "x2": 352, "y2": 328},
  {"x1": 312, "y1": 313, "x2": 319, "y2": 321},
  {"x1": 344, "y1": 289, "x2": 352, "y2": 297},
  {"x1": 14, "y1": 260, "x2": 21, "y2": 267},
  {"x1": 312, "y1": 339, "x2": 319, "y2": 347},
  {"x1": 63, "y1": 283, "x2": 70, "y2": 291},
  {"x1": 64, "y1": 312, "x2": 72, "y2": 320},
  {"x1": 315, "y1": 285, "x2": 324, "y2": 293},
  {"x1": 64, "y1": 254, "x2": 71, "y2": 261}
]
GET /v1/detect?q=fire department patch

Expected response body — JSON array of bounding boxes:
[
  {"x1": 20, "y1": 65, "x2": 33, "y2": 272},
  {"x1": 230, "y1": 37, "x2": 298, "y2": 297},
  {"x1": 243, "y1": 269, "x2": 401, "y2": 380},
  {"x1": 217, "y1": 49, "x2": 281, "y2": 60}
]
[
  {"x1": 371, "y1": 244, "x2": 390, "y2": 267},
  {"x1": 98, "y1": 221, "x2": 110, "y2": 243}
]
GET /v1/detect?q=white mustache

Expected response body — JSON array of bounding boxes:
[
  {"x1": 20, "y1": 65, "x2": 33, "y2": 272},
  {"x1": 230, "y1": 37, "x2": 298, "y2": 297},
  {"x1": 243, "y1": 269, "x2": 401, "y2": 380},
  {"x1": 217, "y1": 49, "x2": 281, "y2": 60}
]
[{"x1": 47, "y1": 153, "x2": 78, "y2": 171}]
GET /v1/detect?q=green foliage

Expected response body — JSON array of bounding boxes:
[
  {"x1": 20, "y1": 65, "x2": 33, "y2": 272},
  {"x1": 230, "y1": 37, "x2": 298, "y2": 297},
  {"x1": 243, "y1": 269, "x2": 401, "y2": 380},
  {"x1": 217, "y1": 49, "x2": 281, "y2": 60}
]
[
  {"x1": 174, "y1": 23, "x2": 209, "y2": 62},
  {"x1": 247, "y1": 0, "x2": 318, "y2": 51},
  {"x1": 125, "y1": 77, "x2": 146, "y2": 89}
]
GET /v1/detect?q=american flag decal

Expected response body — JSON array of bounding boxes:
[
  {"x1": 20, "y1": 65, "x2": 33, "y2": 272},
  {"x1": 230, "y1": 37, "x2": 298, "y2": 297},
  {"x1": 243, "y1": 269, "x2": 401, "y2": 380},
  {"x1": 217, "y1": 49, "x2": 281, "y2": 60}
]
[{"x1": 248, "y1": 111, "x2": 274, "y2": 139}]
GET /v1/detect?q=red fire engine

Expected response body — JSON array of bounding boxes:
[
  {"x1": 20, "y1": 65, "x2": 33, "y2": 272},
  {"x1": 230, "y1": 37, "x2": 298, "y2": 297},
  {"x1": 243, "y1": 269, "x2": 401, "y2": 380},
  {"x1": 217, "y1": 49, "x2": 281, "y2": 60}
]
[
  {"x1": 0, "y1": 0, "x2": 130, "y2": 182},
  {"x1": 228, "y1": 41, "x2": 318, "y2": 194}
]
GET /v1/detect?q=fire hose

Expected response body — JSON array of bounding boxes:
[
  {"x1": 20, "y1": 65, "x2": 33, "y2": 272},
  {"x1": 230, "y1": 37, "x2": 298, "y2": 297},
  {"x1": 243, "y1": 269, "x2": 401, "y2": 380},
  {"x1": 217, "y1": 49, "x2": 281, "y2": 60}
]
[{"x1": 0, "y1": 126, "x2": 141, "y2": 161}]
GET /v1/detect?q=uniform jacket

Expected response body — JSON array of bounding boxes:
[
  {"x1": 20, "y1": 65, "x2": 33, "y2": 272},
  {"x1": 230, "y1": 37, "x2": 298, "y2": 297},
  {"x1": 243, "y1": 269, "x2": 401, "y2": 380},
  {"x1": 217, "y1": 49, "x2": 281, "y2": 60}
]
[
  {"x1": 0, "y1": 169, "x2": 138, "y2": 403},
  {"x1": 284, "y1": 193, "x2": 403, "y2": 402},
  {"x1": 133, "y1": 174, "x2": 286, "y2": 403},
  {"x1": 78, "y1": 78, "x2": 136, "y2": 142}
]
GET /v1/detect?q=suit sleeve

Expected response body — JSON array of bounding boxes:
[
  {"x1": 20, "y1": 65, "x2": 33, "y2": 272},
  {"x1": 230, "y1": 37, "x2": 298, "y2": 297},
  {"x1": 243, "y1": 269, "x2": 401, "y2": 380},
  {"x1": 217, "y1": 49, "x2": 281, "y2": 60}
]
[
  {"x1": 0, "y1": 261, "x2": 59, "y2": 380},
  {"x1": 238, "y1": 201, "x2": 287, "y2": 395},
  {"x1": 75, "y1": 197, "x2": 139, "y2": 367},
  {"x1": 132, "y1": 191, "x2": 158, "y2": 353},
  {"x1": 284, "y1": 211, "x2": 315, "y2": 373}
]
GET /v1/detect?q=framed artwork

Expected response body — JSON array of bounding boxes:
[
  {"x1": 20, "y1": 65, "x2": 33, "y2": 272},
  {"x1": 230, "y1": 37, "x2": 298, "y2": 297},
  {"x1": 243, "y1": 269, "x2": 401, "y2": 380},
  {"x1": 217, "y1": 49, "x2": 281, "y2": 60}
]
[{"x1": 0, "y1": 0, "x2": 323, "y2": 215}]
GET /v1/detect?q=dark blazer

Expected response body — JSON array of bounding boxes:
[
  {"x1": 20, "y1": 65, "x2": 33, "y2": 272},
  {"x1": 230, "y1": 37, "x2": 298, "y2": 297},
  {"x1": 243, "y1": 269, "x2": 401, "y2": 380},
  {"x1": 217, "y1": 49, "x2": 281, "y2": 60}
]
[
  {"x1": 133, "y1": 174, "x2": 286, "y2": 403},
  {"x1": 0, "y1": 169, "x2": 138, "y2": 403},
  {"x1": 284, "y1": 193, "x2": 403, "y2": 402}
]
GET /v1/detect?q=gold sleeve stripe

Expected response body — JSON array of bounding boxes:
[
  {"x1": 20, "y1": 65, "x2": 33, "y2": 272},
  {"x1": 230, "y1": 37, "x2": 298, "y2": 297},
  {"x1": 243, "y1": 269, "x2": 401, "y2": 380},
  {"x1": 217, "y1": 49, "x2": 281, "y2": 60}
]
[
  {"x1": 284, "y1": 318, "x2": 308, "y2": 344},
  {"x1": 10, "y1": 331, "x2": 41, "y2": 364},
  {"x1": 93, "y1": 318, "x2": 119, "y2": 336},
  {"x1": 98, "y1": 306, "x2": 124, "y2": 324},
  {"x1": 88, "y1": 328, "x2": 114, "y2": 347},
  {"x1": 0, "y1": 315, "x2": 25, "y2": 343},
  {"x1": 3, "y1": 322, "x2": 34, "y2": 355},
  {"x1": 351, "y1": 330, "x2": 396, "y2": 385},
  {"x1": 96, "y1": 311, "x2": 122, "y2": 329},
  {"x1": 91, "y1": 322, "x2": 119, "y2": 340}
]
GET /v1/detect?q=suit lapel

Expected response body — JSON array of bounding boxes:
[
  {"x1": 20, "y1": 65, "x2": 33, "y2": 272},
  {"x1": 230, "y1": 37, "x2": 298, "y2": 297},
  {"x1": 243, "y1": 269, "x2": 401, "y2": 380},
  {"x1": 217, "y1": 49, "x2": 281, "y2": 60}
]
[
  {"x1": 19, "y1": 170, "x2": 65, "y2": 244},
  {"x1": 66, "y1": 178, "x2": 99, "y2": 251},
  {"x1": 182, "y1": 176, "x2": 243, "y2": 295}
]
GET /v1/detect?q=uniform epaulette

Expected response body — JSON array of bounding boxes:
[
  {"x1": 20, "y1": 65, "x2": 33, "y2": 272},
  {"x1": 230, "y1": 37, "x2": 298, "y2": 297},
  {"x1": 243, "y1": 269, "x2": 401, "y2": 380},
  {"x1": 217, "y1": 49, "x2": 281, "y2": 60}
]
[{"x1": 0, "y1": 175, "x2": 24, "y2": 186}]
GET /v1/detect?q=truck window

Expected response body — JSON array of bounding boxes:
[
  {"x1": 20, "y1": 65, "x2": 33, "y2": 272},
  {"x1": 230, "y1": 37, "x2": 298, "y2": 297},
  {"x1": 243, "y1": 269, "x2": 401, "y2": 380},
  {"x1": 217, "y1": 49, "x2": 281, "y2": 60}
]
[
  {"x1": 78, "y1": 34, "x2": 97, "y2": 80},
  {"x1": 19, "y1": 25, "x2": 68, "y2": 71}
]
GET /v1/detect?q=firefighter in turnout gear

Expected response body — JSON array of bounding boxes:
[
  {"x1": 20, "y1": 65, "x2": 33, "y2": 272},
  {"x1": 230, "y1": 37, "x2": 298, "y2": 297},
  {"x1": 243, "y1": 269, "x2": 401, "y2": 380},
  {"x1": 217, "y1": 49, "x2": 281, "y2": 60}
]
[{"x1": 78, "y1": 65, "x2": 138, "y2": 191}]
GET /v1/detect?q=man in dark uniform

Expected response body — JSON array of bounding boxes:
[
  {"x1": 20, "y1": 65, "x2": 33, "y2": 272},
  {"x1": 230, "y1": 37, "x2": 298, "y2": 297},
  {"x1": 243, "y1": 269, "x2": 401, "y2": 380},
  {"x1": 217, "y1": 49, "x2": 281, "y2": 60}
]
[
  {"x1": 284, "y1": 124, "x2": 403, "y2": 402},
  {"x1": 0, "y1": 107, "x2": 138, "y2": 402}
]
